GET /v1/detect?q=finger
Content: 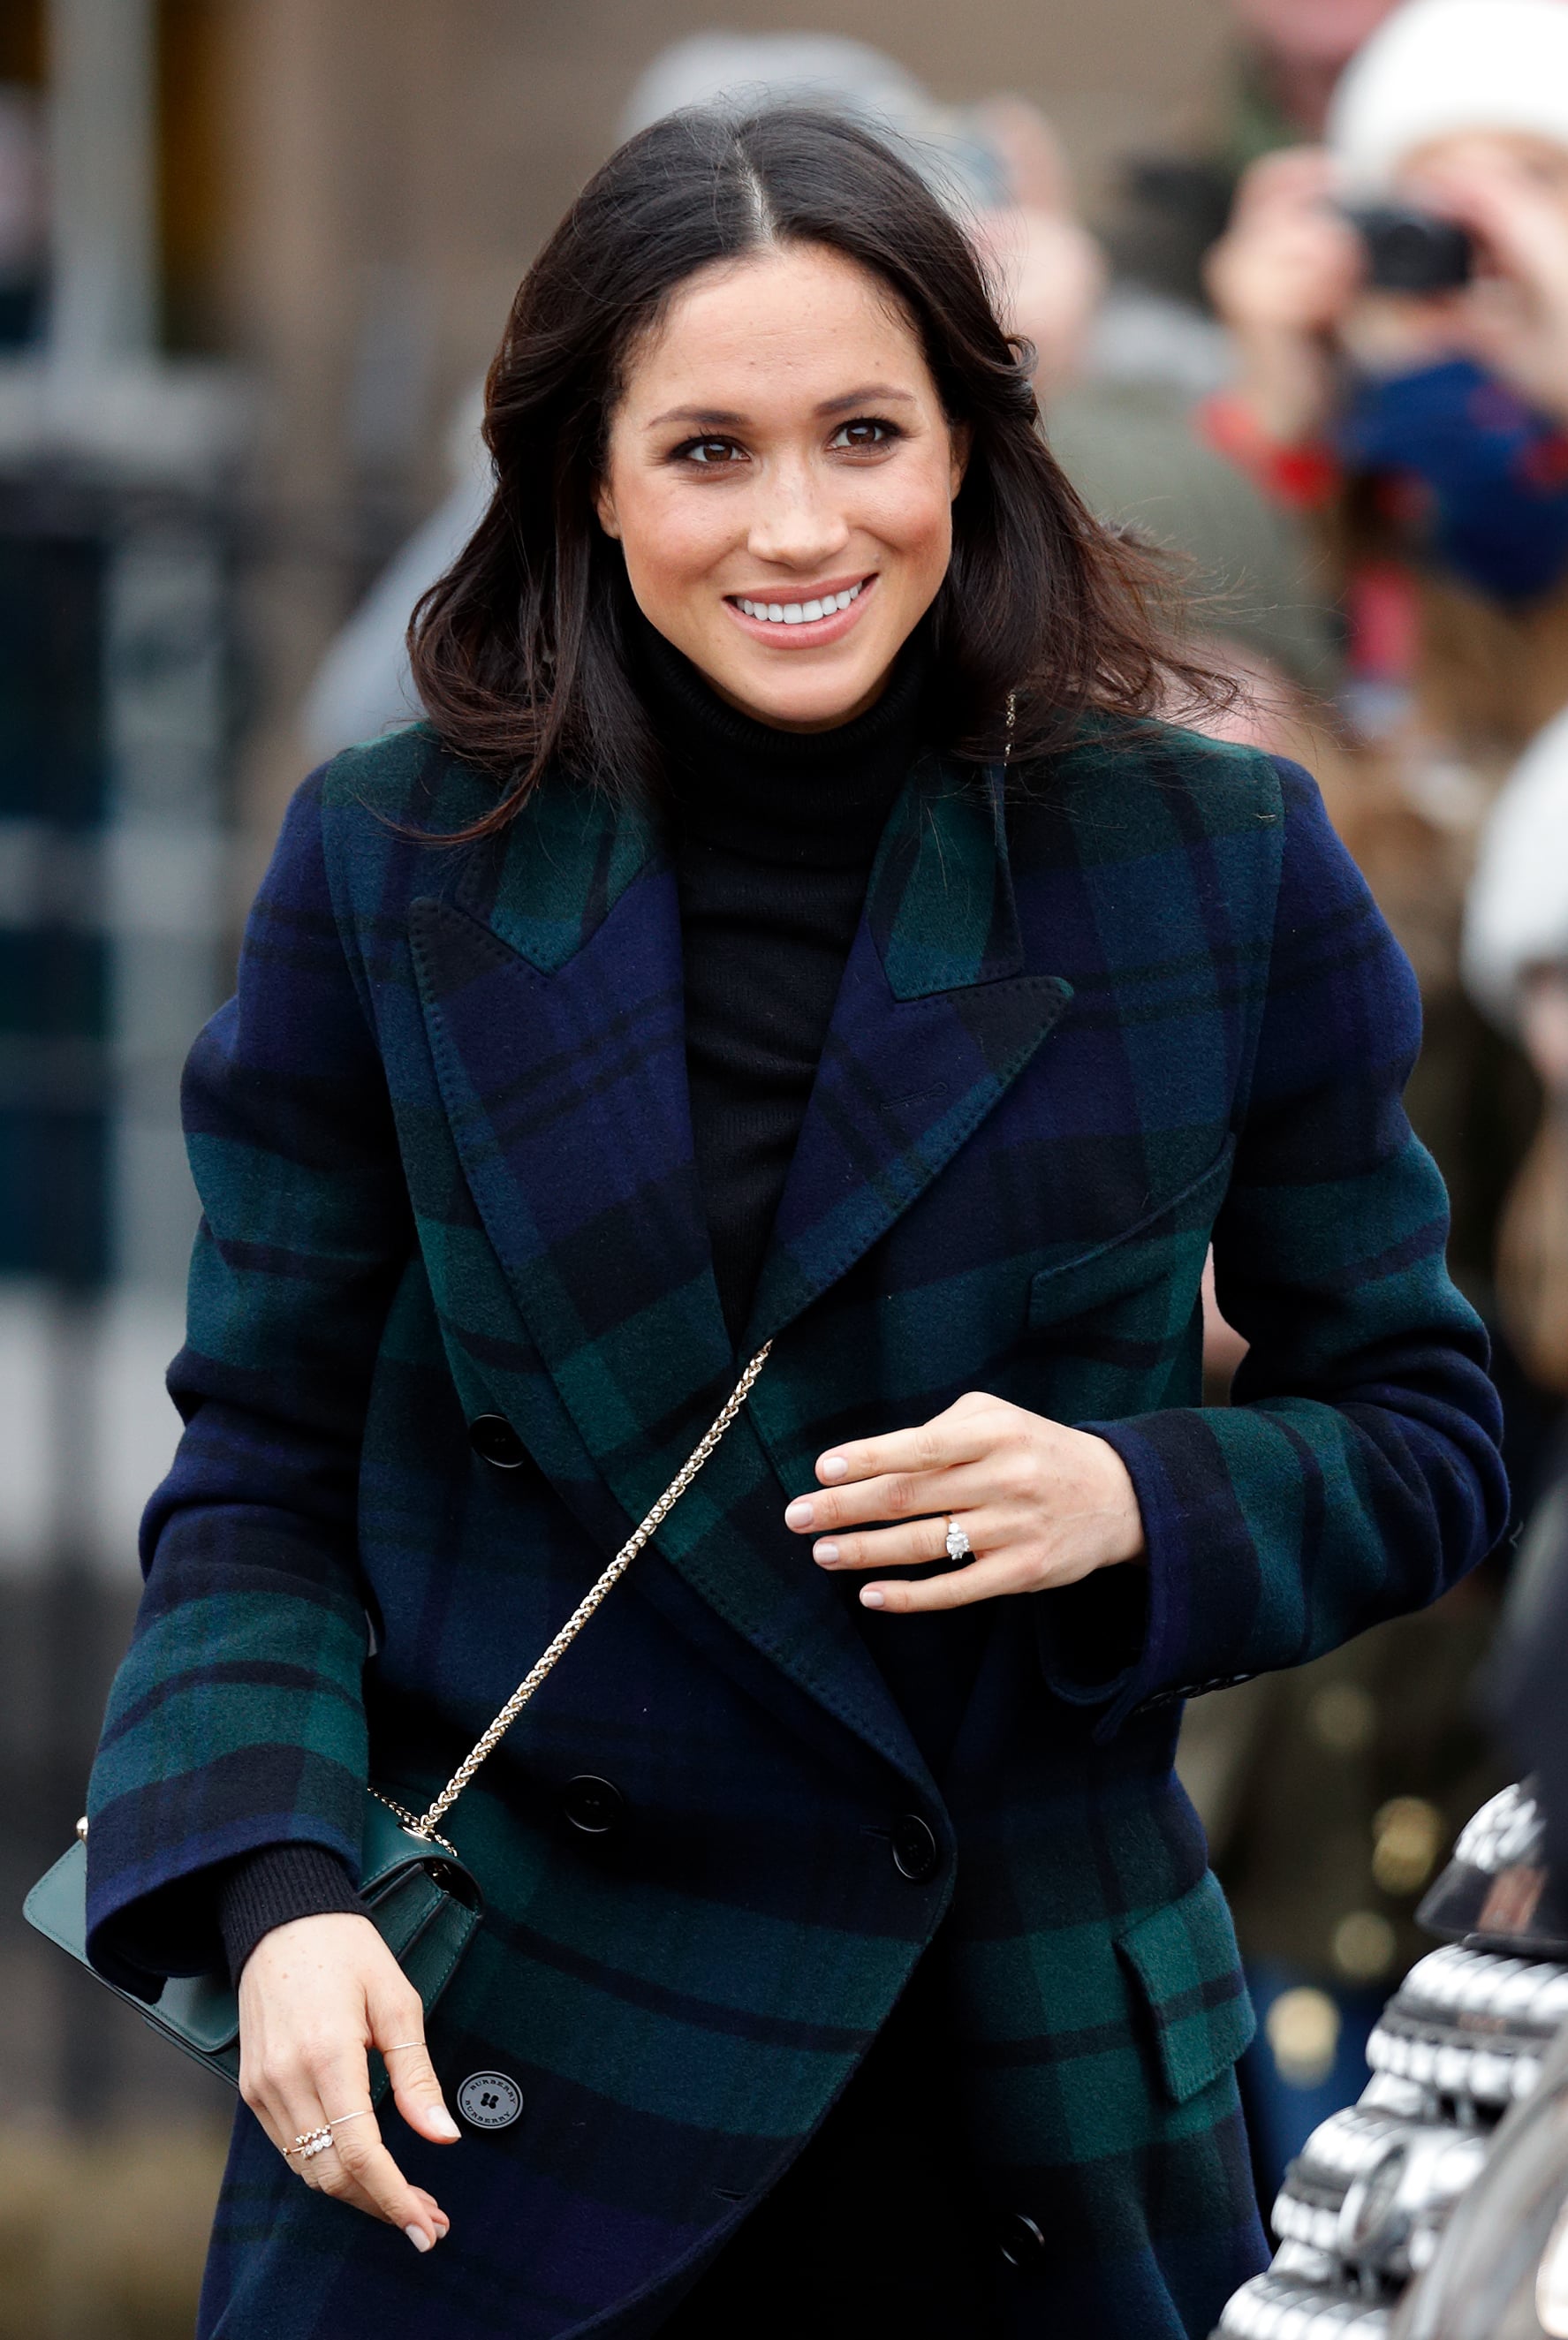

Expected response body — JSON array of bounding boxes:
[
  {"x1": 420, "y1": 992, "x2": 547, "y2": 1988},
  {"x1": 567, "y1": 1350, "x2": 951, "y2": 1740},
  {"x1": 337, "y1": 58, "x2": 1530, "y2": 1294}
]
[
  {"x1": 860, "y1": 1551, "x2": 1033, "y2": 1613},
  {"x1": 308, "y1": 2048, "x2": 447, "y2": 2245},
  {"x1": 317, "y1": 2102, "x2": 444, "y2": 2245},
  {"x1": 385, "y1": 2041, "x2": 460, "y2": 2146},
  {"x1": 239, "y1": 2054, "x2": 330, "y2": 2181},
  {"x1": 810, "y1": 1397, "x2": 1001, "y2": 1490},
  {"x1": 371, "y1": 1989, "x2": 460, "y2": 2147},
  {"x1": 814, "y1": 1510, "x2": 1010, "y2": 1572},
  {"x1": 410, "y1": 2185, "x2": 451, "y2": 2239},
  {"x1": 790, "y1": 1459, "x2": 996, "y2": 1538}
]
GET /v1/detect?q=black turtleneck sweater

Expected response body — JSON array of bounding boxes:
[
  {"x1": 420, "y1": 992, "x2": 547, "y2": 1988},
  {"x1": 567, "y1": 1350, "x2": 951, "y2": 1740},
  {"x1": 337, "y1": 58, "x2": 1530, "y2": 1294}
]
[
  {"x1": 212, "y1": 626, "x2": 962, "y2": 1986},
  {"x1": 637, "y1": 619, "x2": 924, "y2": 1339}
]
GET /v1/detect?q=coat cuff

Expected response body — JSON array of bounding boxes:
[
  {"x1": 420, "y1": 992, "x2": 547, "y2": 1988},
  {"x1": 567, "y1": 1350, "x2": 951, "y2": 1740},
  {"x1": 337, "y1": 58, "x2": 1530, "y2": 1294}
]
[
  {"x1": 1037, "y1": 1416, "x2": 1256, "y2": 1742},
  {"x1": 217, "y1": 1844, "x2": 367, "y2": 1987}
]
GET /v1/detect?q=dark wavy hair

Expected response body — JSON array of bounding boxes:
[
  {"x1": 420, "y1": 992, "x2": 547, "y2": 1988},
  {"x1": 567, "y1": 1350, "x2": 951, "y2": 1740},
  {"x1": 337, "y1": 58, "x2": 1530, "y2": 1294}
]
[{"x1": 408, "y1": 104, "x2": 1224, "y2": 823}]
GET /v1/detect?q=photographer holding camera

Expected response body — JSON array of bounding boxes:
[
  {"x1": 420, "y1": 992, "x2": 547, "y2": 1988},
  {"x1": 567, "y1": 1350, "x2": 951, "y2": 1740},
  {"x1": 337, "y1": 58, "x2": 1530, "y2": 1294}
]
[
  {"x1": 1202, "y1": 0, "x2": 1568, "y2": 1346},
  {"x1": 1206, "y1": 0, "x2": 1568, "y2": 736}
]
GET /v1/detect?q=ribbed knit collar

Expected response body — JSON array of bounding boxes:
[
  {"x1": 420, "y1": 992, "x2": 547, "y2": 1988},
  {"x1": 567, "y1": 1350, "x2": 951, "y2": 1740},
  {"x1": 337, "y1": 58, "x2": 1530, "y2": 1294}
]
[{"x1": 633, "y1": 613, "x2": 928, "y2": 870}]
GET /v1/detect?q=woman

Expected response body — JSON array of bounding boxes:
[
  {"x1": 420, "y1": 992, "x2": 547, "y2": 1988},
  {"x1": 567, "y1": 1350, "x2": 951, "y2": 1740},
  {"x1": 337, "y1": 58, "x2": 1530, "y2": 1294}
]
[{"x1": 83, "y1": 107, "x2": 1505, "y2": 2340}]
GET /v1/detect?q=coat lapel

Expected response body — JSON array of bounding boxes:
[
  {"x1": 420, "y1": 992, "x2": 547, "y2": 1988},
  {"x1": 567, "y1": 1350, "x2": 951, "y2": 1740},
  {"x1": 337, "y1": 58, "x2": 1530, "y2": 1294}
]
[
  {"x1": 410, "y1": 752, "x2": 1072, "y2": 1781},
  {"x1": 742, "y1": 753, "x2": 1073, "y2": 1352},
  {"x1": 408, "y1": 783, "x2": 735, "y2": 1512}
]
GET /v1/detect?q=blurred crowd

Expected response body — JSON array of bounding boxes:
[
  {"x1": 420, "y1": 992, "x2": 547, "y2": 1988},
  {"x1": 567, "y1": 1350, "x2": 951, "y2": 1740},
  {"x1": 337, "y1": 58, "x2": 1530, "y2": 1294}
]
[
  {"x1": 10, "y1": 0, "x2": 1568, "y2": 2313},
  {"x1": 299, "y1": 0, "x2": 1568, "y2": 2207}
]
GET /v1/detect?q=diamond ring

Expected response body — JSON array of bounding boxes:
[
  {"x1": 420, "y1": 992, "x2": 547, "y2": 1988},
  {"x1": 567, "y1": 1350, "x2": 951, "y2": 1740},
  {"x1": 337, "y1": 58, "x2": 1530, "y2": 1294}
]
[
  {"x1": 944, "y1": 1516, "x2": 973, "y2": 1561},
  {"x1": 284, "y1": 2106, "x2": 372, "y2": 2162}
]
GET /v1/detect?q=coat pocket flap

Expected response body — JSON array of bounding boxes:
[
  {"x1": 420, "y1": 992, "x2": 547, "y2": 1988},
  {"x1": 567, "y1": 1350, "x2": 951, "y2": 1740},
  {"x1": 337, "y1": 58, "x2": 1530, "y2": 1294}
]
[{"x1": 1116, "y1": 1870, "x2": 1255, "y2": 2105}]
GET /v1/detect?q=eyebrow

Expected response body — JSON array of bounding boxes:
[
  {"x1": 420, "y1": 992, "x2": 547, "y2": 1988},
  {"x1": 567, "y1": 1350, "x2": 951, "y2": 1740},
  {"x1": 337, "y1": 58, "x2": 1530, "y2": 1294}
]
[{"x1": 643, "y1": 383, "x2": 921, "y2": 434}]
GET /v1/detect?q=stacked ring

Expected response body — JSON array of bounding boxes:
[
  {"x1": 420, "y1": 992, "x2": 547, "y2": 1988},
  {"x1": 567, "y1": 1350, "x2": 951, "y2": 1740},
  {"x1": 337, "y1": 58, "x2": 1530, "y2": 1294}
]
[{"x1": 284, "y1": 2106, "x2": 373, "y2": 2161}]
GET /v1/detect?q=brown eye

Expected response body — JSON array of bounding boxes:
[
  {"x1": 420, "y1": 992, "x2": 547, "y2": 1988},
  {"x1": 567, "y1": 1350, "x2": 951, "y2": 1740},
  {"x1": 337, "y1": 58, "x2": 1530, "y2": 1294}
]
[
  {"x1": 684, "y1": 438, "x2": 742, "y2": 466},
  {"x1": 830, "y1": 418, "x2": 896, "y2": 451}
]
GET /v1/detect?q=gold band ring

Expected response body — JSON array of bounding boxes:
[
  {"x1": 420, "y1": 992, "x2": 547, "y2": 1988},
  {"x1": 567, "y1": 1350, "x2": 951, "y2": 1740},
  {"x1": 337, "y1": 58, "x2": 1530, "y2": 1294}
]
[{"x1": 381, "y1": 2041, "x2": 424, "y2": 2054}]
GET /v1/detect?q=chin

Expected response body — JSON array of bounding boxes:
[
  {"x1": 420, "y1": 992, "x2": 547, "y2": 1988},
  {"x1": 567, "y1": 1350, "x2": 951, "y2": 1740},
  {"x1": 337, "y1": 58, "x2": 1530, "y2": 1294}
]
[{"x1": 719, "y1": 657, "x2": 887, "y2": 732}]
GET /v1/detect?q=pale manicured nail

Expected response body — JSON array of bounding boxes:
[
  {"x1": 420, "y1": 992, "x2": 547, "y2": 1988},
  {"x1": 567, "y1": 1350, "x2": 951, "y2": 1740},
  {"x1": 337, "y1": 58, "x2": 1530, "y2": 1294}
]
[
  {"x1": 405, "y1": 2224, "x2": 434, "y2": 2253},
  {"x1": 784, "y1": 1499, "x2": 814, "y2": 1529},
  {"x1": 814, "y1": 1541, "x2": 840, "y2": 1565},
  {"x1": 860, "y1": 1587, "x2": 885, "y2": 1609},
  {"x1": 818, "y1": 1454, "x2": 849, "y2": 1481},
  {"x1": 428, "y1": 2108, "x2": 461, "y2": 2141}
]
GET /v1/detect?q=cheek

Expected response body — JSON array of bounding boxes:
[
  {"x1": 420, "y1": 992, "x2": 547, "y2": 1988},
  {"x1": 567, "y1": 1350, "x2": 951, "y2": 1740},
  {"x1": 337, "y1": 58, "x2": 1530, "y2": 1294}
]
[
  {"x1": 862, "y1": 464, "x2": 955, "y2": 587},
  {"x1": 612, "y1": 473, "x2": 737, "y2": 605}
]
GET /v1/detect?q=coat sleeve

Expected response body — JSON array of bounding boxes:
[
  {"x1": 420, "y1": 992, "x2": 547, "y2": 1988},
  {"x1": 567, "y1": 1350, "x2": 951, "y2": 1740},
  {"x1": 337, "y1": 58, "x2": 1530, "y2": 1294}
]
[
  {"x1": 85, "y1": 771, "x2": 411, "y2": 1991},
  {"x1": 1040, "y1": 758, "x2": 1510, "y2": 1742}
]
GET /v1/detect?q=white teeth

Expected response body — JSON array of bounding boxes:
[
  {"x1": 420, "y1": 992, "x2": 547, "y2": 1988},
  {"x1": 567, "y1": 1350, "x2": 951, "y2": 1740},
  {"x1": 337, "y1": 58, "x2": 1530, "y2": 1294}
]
[{"x1": 735, "y1": 581, "x2": 866, "y2": 623}]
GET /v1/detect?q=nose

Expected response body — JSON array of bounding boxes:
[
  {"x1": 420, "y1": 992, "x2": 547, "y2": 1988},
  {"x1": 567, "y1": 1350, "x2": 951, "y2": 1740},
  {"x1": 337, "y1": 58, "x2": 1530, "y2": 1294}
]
[{"x1": 746, "y1": 453, "x2": 852, "y2": 573}]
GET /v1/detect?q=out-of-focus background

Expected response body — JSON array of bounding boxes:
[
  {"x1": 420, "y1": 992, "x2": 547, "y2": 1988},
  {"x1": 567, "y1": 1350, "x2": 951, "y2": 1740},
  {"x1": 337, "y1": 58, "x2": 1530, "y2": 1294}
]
[{"x1": 4, "y1": 0, "x2": 1568, "y2": 2329}]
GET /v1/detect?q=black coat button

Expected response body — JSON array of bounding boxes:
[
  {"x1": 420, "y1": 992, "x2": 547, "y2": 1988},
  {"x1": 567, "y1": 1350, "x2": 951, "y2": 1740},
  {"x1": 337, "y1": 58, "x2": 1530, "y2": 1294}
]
[
  {"x1": 891, "y1": 1814, "x2": 939, "y2": 1882},
  {"x1": 997, "y1": 2209, "x2": 1046, "y2": 2268},
  {"x1": 562, "y1": 1775, "x2": 625, "y2": 1836},
  {"x1": 469, "y1": 1413, "x2": 526, "y2": 1469}
]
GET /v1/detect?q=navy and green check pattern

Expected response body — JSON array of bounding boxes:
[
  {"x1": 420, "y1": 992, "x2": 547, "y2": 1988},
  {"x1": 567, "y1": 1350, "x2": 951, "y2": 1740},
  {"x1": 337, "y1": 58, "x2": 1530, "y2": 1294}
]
[{"x1": 83, "y1": 719, "x2": 1505, "y2": 2339}]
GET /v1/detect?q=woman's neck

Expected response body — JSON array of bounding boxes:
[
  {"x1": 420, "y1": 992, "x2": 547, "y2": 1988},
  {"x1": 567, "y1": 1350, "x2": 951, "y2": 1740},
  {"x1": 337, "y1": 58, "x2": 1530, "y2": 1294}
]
[{"x1": 632, "y1": 615, "x2": 929, "y2": 868}]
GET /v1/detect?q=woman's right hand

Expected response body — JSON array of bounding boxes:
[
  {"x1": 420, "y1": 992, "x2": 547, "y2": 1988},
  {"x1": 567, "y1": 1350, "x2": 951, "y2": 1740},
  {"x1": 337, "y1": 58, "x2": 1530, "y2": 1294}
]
[
  {"x1": 1206, "y1": 148, "x2": 1363, "y2": 443},
  {"x1": 238, "y1": 1912, "x2": 459, "y2": 2250}
]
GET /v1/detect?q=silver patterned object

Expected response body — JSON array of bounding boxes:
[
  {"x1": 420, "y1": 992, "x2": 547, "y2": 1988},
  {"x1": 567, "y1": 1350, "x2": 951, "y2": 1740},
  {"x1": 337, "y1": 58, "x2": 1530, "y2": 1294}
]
[
  {"x1": 944, "y1": 1516, "x2": 973, "y2": 1562},
  {"x1": 1212, "y1": 1783, "x2": 1568, "y2": 2340}
]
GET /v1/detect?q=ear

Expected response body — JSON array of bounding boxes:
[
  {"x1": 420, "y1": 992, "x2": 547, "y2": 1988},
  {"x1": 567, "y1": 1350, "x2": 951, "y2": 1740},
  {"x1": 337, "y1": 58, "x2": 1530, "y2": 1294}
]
[
  {"x1": 948, "y1": 420, "x2": 973, "y2": 501},
  {"x1": 594, "y1": 475, "x2": 621, "y2": 541}
]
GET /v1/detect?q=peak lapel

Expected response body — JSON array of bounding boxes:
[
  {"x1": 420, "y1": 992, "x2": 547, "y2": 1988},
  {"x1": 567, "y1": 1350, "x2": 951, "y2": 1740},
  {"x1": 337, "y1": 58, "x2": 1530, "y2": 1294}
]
[
  {"x1": 410, "y1": 785, "x2": 734, "y2": 1506},
  {"x1": 409, "y1": 779, "x2": 929, "y2": 1783},
  {"x1": 743, "y1": 755, "x2": 1073, "y2": 1352}
]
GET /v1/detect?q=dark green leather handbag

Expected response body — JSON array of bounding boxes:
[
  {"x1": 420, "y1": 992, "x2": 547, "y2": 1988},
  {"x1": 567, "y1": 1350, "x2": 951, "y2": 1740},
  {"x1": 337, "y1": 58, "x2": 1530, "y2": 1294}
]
[
  {"x1": 22, "y1": 1345, "x2": 769, "y2": 2089},
  {"x1": 25, "y1": 1794, "x2": 481, "y2": 2091}
]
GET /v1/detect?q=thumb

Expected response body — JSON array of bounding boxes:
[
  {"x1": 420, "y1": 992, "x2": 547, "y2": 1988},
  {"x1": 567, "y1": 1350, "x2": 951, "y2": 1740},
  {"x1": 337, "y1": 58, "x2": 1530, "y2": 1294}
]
[{"x1": 372, "y1": 2002, "x2": 460, "y2": 2144}]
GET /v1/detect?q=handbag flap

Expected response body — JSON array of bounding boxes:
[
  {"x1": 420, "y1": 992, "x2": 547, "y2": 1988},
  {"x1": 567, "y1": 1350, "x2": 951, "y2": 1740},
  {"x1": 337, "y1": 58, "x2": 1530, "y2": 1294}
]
[
  {"x1": 23, "y1": 1797, "x2": 482, "y2": 2075},
  {"x1": 23, "y1": 1840, "x2": 241, "y2": 2052}
]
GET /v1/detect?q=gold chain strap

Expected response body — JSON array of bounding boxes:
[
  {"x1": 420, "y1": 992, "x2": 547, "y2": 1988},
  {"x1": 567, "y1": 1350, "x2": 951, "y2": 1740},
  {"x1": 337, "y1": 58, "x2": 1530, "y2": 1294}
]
[{"x1": 401, "y1": 1341, "x2": 772, "y2": 1842}]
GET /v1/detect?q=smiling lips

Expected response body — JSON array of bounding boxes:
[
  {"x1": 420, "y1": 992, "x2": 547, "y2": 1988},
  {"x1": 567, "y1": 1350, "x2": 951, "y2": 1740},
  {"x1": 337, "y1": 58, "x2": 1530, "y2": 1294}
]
[{"x1": 725, "y1": 573, "x2": 875, "y2": 643}]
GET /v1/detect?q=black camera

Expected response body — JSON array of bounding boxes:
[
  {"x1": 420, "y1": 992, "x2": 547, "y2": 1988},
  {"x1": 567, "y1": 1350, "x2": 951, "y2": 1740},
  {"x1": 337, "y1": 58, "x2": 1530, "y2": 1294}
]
[{"x1": 1340, "y1": 201, "x2": 1475, "y2": 295}]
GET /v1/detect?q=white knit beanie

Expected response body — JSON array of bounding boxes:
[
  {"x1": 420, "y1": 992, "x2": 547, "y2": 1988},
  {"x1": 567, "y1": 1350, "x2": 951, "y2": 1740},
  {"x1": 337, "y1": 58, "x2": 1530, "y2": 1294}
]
[
  {"x1": 1329, "y1": 0, "x2": 1568, "y2": 185},
  {"x1": 1463, "y1": 704, "x2": 1568, "y2": 1028}
]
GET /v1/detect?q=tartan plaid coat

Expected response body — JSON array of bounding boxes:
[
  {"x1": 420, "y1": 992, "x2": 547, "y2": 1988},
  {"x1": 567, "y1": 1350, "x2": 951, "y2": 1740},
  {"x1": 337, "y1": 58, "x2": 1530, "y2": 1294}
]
[{"x1": 84, "y1": 717, "x2": 1506, "y2": 2339}]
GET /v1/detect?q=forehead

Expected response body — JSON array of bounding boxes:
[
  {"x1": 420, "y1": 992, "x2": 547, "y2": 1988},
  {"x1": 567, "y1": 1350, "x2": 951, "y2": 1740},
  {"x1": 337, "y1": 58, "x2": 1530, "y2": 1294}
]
[
  {"x1": 619, "y1": 244, "x2": 934, "y2": 413},
  {"x1": 1401, "y1": 128, "x2": 1568, "y2": 178}
]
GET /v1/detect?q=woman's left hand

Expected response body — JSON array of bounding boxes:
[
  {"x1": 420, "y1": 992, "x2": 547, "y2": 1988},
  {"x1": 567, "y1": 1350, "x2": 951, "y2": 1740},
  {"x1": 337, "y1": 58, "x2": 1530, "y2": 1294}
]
[{"x1": 783, "y1": 1390, "x2": 1146, "y2": 1612}]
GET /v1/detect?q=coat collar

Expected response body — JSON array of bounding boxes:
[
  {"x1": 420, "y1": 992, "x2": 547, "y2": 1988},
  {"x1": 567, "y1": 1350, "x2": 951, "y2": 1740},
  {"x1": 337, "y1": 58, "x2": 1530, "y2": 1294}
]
[{"x1": 410, "y1": 752, "x2": 1072, "y2": 1766}]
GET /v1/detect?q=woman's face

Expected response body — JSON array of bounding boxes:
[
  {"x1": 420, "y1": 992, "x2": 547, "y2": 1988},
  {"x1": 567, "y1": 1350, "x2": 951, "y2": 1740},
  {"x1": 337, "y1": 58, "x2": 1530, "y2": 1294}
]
[{"x1": 594, "y1": 242, "x2": 968, "y2": 732}]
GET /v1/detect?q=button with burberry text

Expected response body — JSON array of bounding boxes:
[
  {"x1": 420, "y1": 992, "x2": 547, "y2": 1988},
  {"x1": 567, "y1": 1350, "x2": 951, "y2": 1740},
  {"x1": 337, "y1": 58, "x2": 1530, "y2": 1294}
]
[{"x1": 458, "y1": 2071, "x2": 523, "y2": 2130}]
